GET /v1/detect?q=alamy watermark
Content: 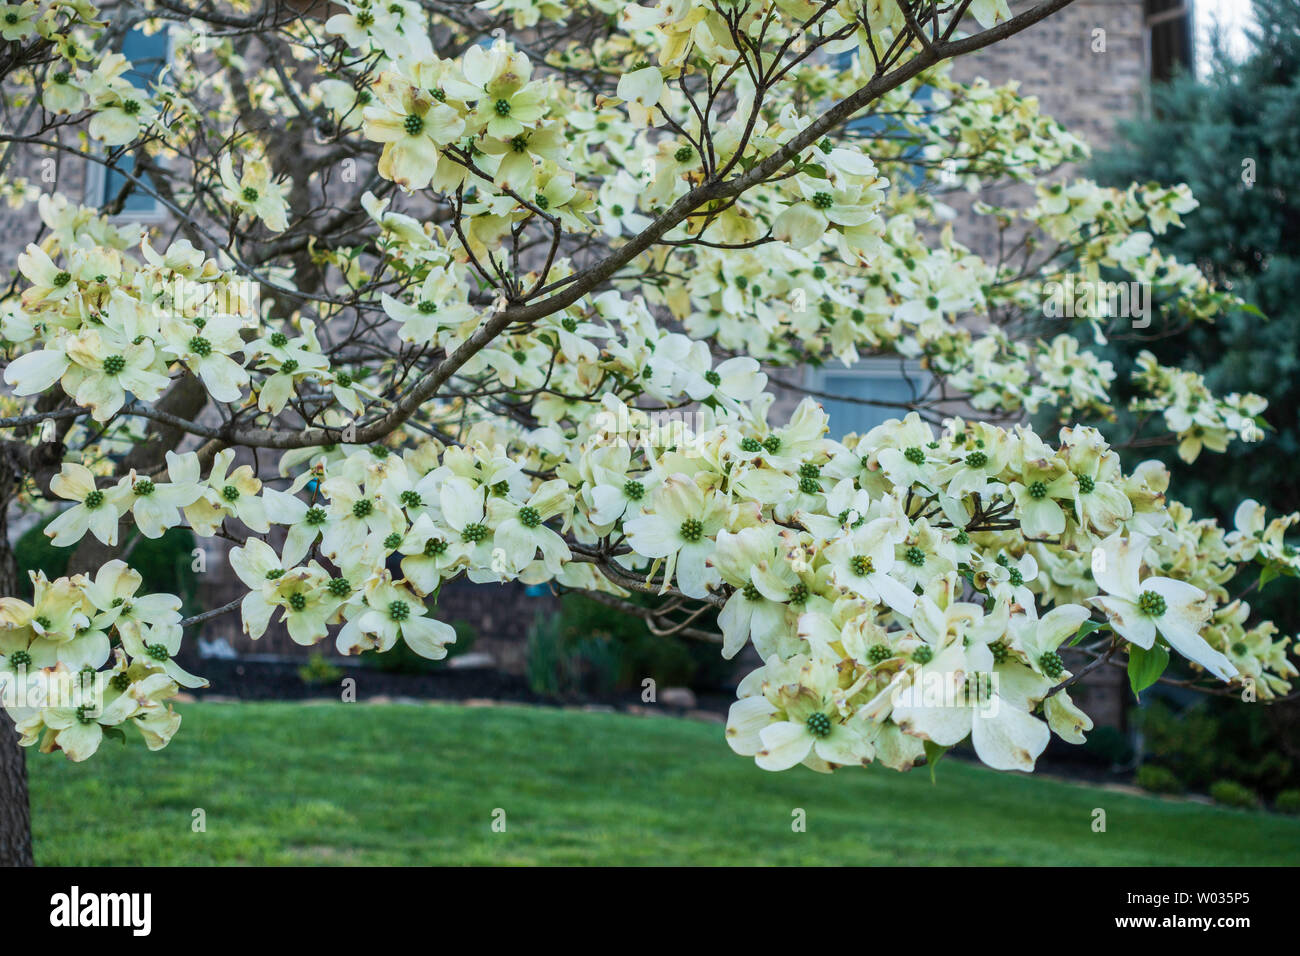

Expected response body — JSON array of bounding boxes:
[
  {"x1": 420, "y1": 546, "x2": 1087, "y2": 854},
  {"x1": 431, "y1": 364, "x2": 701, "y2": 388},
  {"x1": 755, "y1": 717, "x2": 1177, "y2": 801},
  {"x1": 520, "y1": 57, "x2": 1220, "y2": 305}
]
[{"x1": 1042, "y1": 274, "x2": 1151, "y2": 329}]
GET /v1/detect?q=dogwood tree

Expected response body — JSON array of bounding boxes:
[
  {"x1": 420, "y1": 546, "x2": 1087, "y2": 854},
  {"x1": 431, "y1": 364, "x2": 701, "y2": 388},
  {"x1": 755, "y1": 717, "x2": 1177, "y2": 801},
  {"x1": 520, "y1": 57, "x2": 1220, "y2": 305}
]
[{"x1": 0, "y1": 0, "x2": 1296, "y2": 863}]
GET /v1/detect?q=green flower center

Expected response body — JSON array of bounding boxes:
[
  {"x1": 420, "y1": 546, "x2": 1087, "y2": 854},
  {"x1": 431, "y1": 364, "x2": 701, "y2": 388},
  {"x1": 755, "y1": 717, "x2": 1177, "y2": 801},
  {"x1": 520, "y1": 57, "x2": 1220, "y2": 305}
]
[
  {"x1": 989, "y1": 640, "x2": 1010, "y2": 664},
  {"x1": 965, "y1": 451, "x2": 988, "y2": 468},
  {"x1": 805, "y1": 712, "x2": 832, "y2": 738},
  {"x1": 561, "y1": 317, "x2": 578, "y2": 332},
  {"x1": 954, "y1": 530, "x2": 969, "y2": 545},
  {"x1": 1231, "y1": 641, "x2": 1248, "y2": 657},
  {"x1": 519, "y1": 506, "x2": 541, "y2": 528},
  {"x1": 1040, "y1": 651, "x2": 1065, "y2": 679},
  {"x1": 965, "y1": 672, "x2": 993, "y2": 701},
  {"x1": 110, "y1": 673, "x2": 131, "y2": 692},
  {"x1": 867, "y1": 644, "x2": 891, "y2": 665},
  {"x1": 762, "y1": 436, "x2": 781, "y2": 454},
  {"x1": 534, "y1": 193, "x2": 550, "y2": 211},
  {"x1": 493, "y1": 98, "x2": 511, "y2": 116},
  {"x1": 133, "y1": 479, "x2": 155, "y2": 497},
  {"x1": 53, "y1": 271, "x2": 72, "y2": 287},
  {"x1": 269, "y1": 332, "x2": 289, "y2": 348},
  {"x1": 336, "y1": 371, "x2": 353, "y2": 387},
  {"x1": 1078, "y1": 473, "x2": 1095, "y2": 494},
  {"x1": 904, "y1": 446, "x2": 926, "y2": 465},
  {"x1": 461, "y1": 522, "x2": 488, "y2": 543},
  {"x1": 84, "y1": 490, "x2": 104, "y2": 509},
  {"x1": 926, "y1": 295, "x2": 940, "y2": 310},
  {"x1": 221, "y1": 485, "x2": 240, "y2": 502},
  {"x1": 189, "y1": 335, "x2": 212, "y2": 357},
  {"x1": 1028, "y1": 480, "x2": 1048, "y2": 499},
  {"x1": 75, "y1": 705, "x2": 95, "y2": 725},
  {"x1": 122, "y1": 99, "x2": 140, "y2": 115},
  {"x1": 623, "y1": 480, "x2": 644, "y2": 501},
  {"x1": 674, "y1": 146, "x2": 693, "y2": 163},
  {"x1": 1138, "y1": 590, "x2": 1166, "y2": 617},
  {"x1": 787, "y1": 583, "x2": 809, "y2": 605},
  {"x1": 388, "y1": 600, "x2": 410, "y2": 621},
  {"x1": 265, "y1": 568, "x2": 285, "y2": 580},
  {"x1": 742, "y1": 582, "x2": 762, "y2": 601},
  {"x1": 356, "y1": 10, "x2": 375, "y2": 26},
  {"x1": 911, "y1": 645, "x2": 934, "y2": 664},
  {"x1": 102, "y1": 354, "x2": 126, "y2": 375},
  {"x1": 288, "y1": 593, "x2": 307, "y2": 612},
  {"x1": 423, "y1": 537, "x2": 447, "y2": 557},
  {"x1": 417, "y1": 300, "x2": 438, "y2": 314},
  {"x1": 34, "y1": 615, "x2": 51, "y2": 629},
  {"x1": 280, "y1": 358, "x2": 299, "y2": 374},
  {"x1": 704, "y1": 370, "x2": 722, "y2": 387},
  {"x1": 241, "y1": 186, "x2": 259, "y2": 203},
  {"x1": 9, "y1": 650, "x2": 31, "y2": 668},
  {"x1": 328, "y1": 577, "x2": 351, "y2": 597},
  {"x1": 404, "y1": 113, "x2": 424, "y2": 135},
  {"x1": 146, "y1": 643, "x2": 169, "y2": 661},
  {"x1": 1008, "y1": 568, "x2": 1024, "y2": 587},
  {"x1": 850, "y1": 555, "x2": 874, "y2": 576},
  {"x1": 305, "y1": 507, "x2": 328, "y2": 526},
  {"x1": 905, "y1": 546, "x2": 926, "y2": 566},
  {"x1": 400, "y1": 490, "x2": 422, "y2": 508},
  {"x1": 679, "y1": 518, "x2": 703, "y2": 542},
  {"x1": 383, "y1": 532, "x2": 403, "y2": 550},
  {"x1": 351, "y1": 499, "x2": 373, "y2": 519},
  {"x1": 740, "y1": 437, "x2": 763, "y2": 453},
  {"x1": 811, "y1": 191, "x2": 834, "y2": 210}
]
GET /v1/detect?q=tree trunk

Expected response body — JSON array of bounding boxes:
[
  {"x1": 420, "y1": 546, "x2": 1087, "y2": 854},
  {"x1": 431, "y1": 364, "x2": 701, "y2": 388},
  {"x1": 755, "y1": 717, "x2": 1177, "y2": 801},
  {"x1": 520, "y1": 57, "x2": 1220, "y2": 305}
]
[{"x1": 0, "y1": 502, "x2": 34, "y2": 867}]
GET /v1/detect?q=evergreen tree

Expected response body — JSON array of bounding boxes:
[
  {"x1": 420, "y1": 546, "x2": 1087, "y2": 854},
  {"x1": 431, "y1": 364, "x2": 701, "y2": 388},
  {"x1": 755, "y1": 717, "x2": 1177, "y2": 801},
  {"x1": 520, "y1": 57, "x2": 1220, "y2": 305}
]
[{"x1": 1091, "y1": 0, "x2": 1300, "y2": 626}]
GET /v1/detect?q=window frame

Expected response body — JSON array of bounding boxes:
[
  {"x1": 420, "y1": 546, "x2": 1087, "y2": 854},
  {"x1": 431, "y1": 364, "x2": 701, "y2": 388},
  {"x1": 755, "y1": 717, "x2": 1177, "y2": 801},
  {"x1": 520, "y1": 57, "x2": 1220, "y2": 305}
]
[
  {"x1": 803, "y1": 357, "x2": 933, "y2": 435},
  {"x1": 81, "y1": 24, "x2": 174, "y2": 224}
]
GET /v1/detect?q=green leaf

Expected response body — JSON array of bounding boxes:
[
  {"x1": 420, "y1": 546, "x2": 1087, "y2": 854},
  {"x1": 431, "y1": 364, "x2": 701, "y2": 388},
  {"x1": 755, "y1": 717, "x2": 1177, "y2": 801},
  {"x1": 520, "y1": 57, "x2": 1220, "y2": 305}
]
[
  {"x1": 923, "y1": 740, "x2": 948, "y2": 783},
  {"x1": 102, "y1": 726, "x2": 127, "y2": 745},
  {"x1": 1068, "y1": 619, "x2": 1109, "y2": 647},
  {"x1": 1259, "y1": 564, "x2": 1280, "y2": 591},
  {"x1": 1127, "y1": 643, "x2": 1169, "y2": 701}
]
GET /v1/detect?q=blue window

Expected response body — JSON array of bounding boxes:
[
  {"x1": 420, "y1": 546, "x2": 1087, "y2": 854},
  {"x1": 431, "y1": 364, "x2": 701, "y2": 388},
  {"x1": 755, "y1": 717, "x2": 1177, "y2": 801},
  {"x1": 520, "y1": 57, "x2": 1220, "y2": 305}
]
[
  {"x1": 96, "y1": 27, "x2": 169, "y2": 215},
  {"x1": 834, "y1": 52, "x2": 934, "y2": 186},
  {"x1": 806, "y1": 360, "x2": 931, "y2": 436}
]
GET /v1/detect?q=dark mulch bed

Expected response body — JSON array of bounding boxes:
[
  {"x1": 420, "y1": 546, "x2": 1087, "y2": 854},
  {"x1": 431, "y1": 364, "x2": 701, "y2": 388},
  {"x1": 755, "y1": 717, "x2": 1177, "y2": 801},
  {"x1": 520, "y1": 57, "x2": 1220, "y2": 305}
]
[{"x1": 187, "y1": 657, "x2": 736, "y2": 716}]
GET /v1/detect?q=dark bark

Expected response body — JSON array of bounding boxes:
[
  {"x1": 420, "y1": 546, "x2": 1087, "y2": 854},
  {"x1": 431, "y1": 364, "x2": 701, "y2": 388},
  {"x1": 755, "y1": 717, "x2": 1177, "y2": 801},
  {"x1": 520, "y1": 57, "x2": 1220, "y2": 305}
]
[
  {"x1": 0, "y1": 494, "x2": 34, "y2": 867},
  {"x1": 0, "y1": 431, "x2": 62, "y2": 868}
]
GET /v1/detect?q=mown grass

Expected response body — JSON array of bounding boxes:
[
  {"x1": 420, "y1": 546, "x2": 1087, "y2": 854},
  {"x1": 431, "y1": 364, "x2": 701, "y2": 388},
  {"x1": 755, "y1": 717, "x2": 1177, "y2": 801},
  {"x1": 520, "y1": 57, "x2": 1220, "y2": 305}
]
[{"x1": 28, "y1": 701, "x2": 1300, "y2": 865}]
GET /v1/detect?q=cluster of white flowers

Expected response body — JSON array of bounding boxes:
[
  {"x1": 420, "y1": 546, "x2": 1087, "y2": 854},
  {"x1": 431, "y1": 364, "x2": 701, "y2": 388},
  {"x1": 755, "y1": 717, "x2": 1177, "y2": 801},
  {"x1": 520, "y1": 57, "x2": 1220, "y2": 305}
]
[{"x1": 0, "y1": 0, "x2": 1294, "y2": 773}]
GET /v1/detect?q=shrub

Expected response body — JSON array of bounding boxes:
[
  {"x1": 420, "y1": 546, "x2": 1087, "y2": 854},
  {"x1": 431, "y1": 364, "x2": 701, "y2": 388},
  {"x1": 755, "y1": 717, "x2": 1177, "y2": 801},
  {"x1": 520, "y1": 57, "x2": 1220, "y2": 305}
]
[
  {"x1": 528, "y1": 593, "x2": 732, "y2": 696},
  {"x1": 1137, "y1": 698, "x2": 1297, "y2": 799},
  {"x1": 526, "y1": 611, "x2": 619, "y2": 697},
  {"x1": 1272, "y1": 789, "x2": 1300, "y2": 815},
  {"x1": 298, "y1": 653, "x2": 343, "y2": 686},
  {"x1": 1135, "y1": 764, "x2": 1184, "y2": 795},
  {"x1": 1082, "y1": 725, "x2": 1134, "y2": 767},
  {"x1": 1209, "y1": 780, "x2": 1259, "y2": 809}
]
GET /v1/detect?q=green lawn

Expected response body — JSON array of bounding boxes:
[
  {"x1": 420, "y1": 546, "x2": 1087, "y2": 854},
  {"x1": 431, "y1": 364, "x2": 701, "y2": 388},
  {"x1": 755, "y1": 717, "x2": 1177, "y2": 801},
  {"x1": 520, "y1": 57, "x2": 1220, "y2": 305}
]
[{"x1": 27, "y1": 701, "x2": 1300, "y2": 865}]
